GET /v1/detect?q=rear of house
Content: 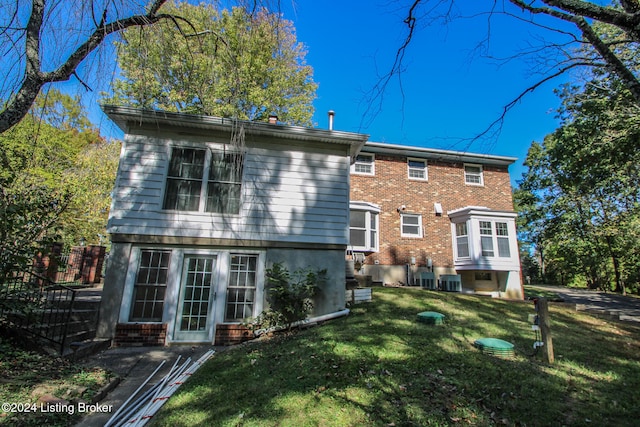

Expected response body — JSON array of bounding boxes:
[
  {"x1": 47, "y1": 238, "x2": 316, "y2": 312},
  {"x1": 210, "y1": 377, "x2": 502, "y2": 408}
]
[
  {"x1": 349, "y1": 142, "x2": 523, "y2": 299},
  {"x1": 97, "y1": 106, "x2": 368, "y2": 345}
]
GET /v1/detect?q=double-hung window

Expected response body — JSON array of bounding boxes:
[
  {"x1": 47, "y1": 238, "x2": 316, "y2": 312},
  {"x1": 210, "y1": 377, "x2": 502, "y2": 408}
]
[
  {"x1": 455, "y1": 222, "x2": 470, "y2": 258},
  {"x1": 408, "y1": 158, "x2": 427, "y2": 180},
  {"x1": 206, "y1": 151, "x2": 243, "y2": 214},
  {"x1": 495, "y1": 222, "x2": 511, "y2": 257},
  {"x1": 479, "y1": 221, "x2": 494, "y2": 257},
  {"x1": 352, "y1": 153, "x2": 374, "y2": 175},
  {"x1": 464, "y1": 164, "x2": 483, "y2": 186},
  {"x1": 225, "y1": 254, "x2": 258, "y2": 321},
  {"x1": 163, "y1": 146, "x2": 243, "y2": 214},
  {"x1": 401, "y1": 213, "x2": 423, "y2": 238},
  {"x1": 479, "y1": 221, "x2": 511, "y2": 258},
  {"x1": 164, "y1": 148, "x2": 205, "y2": 211}
]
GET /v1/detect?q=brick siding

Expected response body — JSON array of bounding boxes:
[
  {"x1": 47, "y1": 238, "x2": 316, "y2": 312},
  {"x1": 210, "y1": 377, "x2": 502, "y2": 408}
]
[
  {"x1": 214, "y1": 324, "x2": 255, "y2": 346},
  {"x1": 114, "y1": 323, "x2": 167, "y2": 346},
  {"x1": 351, "y1": 154, "x2": 515, "y2": 268}
]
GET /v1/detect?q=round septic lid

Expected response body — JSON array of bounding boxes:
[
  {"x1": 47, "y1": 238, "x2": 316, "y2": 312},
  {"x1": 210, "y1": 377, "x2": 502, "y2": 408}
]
[
  {"x1": 474, "y1": 338, "x2": 515, "y2": 357},
  {"x1": 417, "y1": 311, "x2": 446, "y2": 324}
]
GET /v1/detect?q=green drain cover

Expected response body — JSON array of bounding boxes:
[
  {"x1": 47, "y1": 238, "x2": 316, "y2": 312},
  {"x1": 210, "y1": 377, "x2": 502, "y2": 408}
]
[
  {"x1": 417, "y1": 311, "x2": 446, "y2": 325},
  {"x1": 474, "y1": 338, "x2": 515, "y2": 358}
]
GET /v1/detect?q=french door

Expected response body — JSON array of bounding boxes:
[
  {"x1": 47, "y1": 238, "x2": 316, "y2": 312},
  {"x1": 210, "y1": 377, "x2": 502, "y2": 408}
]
[{"x1": 174, "y1": 255, "x2": 217, "y2": 342}]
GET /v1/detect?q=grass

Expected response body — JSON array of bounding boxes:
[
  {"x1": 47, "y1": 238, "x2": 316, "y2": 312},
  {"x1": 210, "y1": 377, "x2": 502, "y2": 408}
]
[
  {"x1": 523, "y1": 285, "x2": 563, "y2": 301},
  {"x1": 153, "y1": 287, "x2": 640, "y2": 427},
  {"x1": 0, "y1": 337, "x2": 113, "y2": 426}
]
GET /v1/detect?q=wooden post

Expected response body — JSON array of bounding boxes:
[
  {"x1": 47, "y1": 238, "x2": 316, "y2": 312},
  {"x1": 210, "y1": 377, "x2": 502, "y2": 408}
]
[{"x1": 537, "y1": 297, "x2": 555, "y2": 364}]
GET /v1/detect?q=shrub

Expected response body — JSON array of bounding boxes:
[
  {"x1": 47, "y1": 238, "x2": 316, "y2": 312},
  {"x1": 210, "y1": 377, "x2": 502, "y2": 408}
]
[{"x1": 255, "y1": 263, "x2": 326, "y2": 331}]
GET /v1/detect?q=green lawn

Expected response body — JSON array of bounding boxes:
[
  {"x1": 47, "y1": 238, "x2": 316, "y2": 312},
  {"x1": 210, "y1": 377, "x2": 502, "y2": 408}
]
[
  {"x1": 523, "y1": 285, "x2": 564, "y2": 301},
  {"x1": 153, "y1": 287, "x2": 640, "y2": 426}
]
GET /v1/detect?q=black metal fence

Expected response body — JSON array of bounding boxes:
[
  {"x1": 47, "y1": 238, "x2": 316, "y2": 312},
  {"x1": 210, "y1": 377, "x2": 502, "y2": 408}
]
[{"x1": 0, "y1": 271, "x2": 76, "y2": 353}]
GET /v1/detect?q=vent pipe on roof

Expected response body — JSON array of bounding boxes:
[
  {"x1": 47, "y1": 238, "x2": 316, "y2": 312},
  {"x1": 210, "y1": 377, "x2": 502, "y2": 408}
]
[
  {"x1": 268, "y1": 114, "x2": 278, "y2": 124},
  {"x1": 328, "y1": 110, "x2": 335, "y2": 130}
]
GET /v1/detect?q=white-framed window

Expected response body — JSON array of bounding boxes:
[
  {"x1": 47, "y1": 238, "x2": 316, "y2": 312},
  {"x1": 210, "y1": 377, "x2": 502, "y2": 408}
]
[
  {"x1": 455, "y1": 222, "x2": 470, "y2": 258},
  {"x1": 163, "y1": 146, "x2": 243, "y2": 214},
  {"x1": 407, "y1": 158, "x2": 428, "y2": 180},
  {"x1": 464, "y1": 164, "x2": 483, "y2": 186},
  {"x1": 495, "y1": 222, "x2": 511, "y2": 258},
  {"x1": 479, "y1": 221, "x2": 494, "y2": 257},
  {"x1": 225, "y1": 254, "x2": 259, "y2": 321},
  {"x1": 401, "y1": 213, "x2": 423, "y2": 238},
  {"x1": 349, "y1": 209, "x2": 379, "y2": 252},
  {"x1": 351, "y1": 153, "x2": 375, "y2": 175},
  {"x1": 130, "y1": 249, "x2": 172, "y2": 322},
  {"x1": 479, "y1": 221, "x2": 512, "y2": 258},
  {"x1": 449, "y1": 207, "x2": 518, "y2": 266}
]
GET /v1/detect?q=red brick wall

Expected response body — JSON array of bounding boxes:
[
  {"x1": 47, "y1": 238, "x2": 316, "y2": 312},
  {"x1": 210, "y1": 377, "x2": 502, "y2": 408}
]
[
  {"x1": 114, "y1": 323, "x2": 167, "y2": 346},
  {"x1": 214, "y1": 324, "x2": 255, "y2": 346},
  {"x1": 351, "y1": 154, "x2": 515, "y2": 268}
]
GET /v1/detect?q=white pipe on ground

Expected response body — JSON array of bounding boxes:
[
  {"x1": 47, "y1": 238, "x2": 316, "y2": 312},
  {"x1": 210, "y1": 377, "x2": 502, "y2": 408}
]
[{"x1": 254, "y1": 308, "x2": 350, "y2": 336}]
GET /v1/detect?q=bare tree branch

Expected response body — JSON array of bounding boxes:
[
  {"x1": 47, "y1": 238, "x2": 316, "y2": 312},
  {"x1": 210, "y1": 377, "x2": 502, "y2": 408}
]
[
  {"x1": 372, "y1": 0, "x2": 640, "y2": 143},
  {"x1": 0, "y1": 0, "x2": 174, "y2": 134}
]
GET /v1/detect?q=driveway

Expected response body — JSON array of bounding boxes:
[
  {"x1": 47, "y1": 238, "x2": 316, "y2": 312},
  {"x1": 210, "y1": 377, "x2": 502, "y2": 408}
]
[{"x1": 531, "y1": 285, "x2": 640, "y2": 323}]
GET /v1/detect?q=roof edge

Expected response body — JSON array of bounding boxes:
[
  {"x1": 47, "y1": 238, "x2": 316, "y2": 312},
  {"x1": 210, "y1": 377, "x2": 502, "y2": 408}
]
[
  {"x1": 101, "y1": 105, "x2": 369, "y2": 156},
  {"x1": 363, "y1": 141, "x2": 517, "y2": 166}
]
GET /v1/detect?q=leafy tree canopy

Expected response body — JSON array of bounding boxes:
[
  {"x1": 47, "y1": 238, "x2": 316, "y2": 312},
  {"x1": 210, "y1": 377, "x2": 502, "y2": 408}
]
[
  {"x1": 105, "y1": 2, "x2": 317, "y2": 126},
  {"x1": 0, "y1": 89, "x2": 118, "y2": 277},
  {"x1": 515, "y1": 72, "x2": 640, "y2": 293}
]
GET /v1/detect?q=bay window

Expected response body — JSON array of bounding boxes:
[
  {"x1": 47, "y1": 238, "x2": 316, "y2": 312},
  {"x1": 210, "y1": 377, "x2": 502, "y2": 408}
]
[{"x1": 349, "y1": 202, "x2": 380, "y2": 252}]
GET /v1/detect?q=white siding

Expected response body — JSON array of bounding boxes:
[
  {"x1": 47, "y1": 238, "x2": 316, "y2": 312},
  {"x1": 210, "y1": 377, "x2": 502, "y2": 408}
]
[{"x1": 108, "y1": 132, "x2": 351, "y2": 245}]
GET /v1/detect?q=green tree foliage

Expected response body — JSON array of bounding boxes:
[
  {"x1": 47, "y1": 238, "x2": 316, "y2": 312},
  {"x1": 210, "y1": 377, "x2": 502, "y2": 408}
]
[
  {"x1": 105, "y1": 2, "x2": 317, "y2": 126},
  {"x1": 515, "y1": 75, "x2": 640, "y2": 294},
  {"x1": 0, "y1": 89, "x2": 118, "y2": 278}
]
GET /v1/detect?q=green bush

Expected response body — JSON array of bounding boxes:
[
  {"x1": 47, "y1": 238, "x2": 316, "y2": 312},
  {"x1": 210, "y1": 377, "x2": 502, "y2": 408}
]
[{"x1": 255, "y1": 263, "x2": 326, "y2": 331}]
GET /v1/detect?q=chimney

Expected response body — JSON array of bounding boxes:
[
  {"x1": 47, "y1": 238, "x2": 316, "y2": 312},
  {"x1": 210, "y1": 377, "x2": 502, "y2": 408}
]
[
  {"x1": 268, "y1": 114, "x2": 278, "y2": 124},
  {"x1": 328, "y1": 110, "x2": 335, "y2": 130}
]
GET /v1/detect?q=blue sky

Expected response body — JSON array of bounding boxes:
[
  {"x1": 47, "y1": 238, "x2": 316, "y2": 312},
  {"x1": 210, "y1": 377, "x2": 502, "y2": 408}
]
[
  {"x1": 84, "y1": 0, "x2": 575, "y2": 186},
  {"x1": 276, "y1": 1, "x2": 572, "y2": 186}
]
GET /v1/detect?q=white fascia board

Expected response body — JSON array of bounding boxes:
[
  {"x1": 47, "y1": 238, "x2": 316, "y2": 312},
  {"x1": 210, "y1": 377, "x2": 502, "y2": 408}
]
[
  {"x1": 447, "y1": 206, "x2": 518, "y2": 220},
  {"x1": 363, "y1": 141, "x2": 517, "y2": 167}
]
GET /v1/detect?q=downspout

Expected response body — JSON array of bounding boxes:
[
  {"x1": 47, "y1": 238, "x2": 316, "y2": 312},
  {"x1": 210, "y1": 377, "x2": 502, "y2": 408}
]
[{"x1": 254, "y1": 308, "x2": 350, "y2": 337}]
